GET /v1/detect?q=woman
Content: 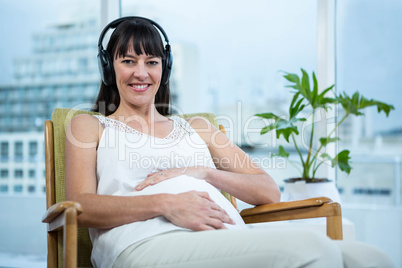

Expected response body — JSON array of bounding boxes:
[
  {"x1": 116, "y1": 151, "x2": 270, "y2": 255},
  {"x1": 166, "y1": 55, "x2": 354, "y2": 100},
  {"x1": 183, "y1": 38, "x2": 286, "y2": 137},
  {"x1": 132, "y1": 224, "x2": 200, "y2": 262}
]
[{"x1": 65, "y1": 17, "x2": 392, "y2": 268}]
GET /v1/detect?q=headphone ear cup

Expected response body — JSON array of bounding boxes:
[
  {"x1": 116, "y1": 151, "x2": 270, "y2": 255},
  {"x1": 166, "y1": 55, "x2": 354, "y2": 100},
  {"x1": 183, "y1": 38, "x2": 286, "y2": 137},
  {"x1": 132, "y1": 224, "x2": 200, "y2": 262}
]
[
  {"x1": 98, "y1": 50, "x2": 115, "y2": 86},
  {"x1": 161, "y1": 47, "x2": 173, "y2": 85}
]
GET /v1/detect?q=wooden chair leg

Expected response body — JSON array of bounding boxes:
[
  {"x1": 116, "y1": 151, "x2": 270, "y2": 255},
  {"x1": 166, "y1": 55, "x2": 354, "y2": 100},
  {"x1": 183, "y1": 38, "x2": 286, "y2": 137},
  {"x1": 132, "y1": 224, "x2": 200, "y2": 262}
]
[
  {"x1": 47, "y1": 232, "x2": 58, "y2": 268},
  {"x1": 64, "y1": 207, "x2": 78, "y2": 268},
  {"x1": 326, "y1": 203, "x2": 343, "y2": 240}
]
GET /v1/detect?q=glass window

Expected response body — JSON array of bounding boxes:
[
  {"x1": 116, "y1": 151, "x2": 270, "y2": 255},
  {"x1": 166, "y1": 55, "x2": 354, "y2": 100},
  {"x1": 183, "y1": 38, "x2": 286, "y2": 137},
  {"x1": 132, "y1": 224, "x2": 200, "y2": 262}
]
[
  {"x1": 28, "y1": 185, "x2": 36, "y2": 193},
  {"x1": 14, "y1": 141, "x2": 23, "y2": 161},
  {"x1": 336, "y1": 0, "x2": 402, "y2": 205},
  {"x1": 0, "y1": 169, "x2": 8, "y2": 178},
  {"x1": 13, "y1": 185, "x2": 23, "y2": 193},
  {"x1": 40, "y1": 86, "x2": 52, "y2": 99},
  {"x1": 0, "y1": 0, "x2": 102, "y2": 265},
  {"x1": 28, "y1": 169, "x2": 36, "y2": 179},
  {"x1": 14, "y1": 169, "x2": 23, "y2": 179},
  {"x1": 1, "y1": 142, "x2": 9, "y2": 160},
  {"x1": 29, "y1": 141, "x2": 38, "y2": 156},
  {"x1": 336, "y1": 1, "x2": 402, "y2": 266},
  {"x1": 56, "y1": 86, "x2": 68, "y2": 98},
  {"x1": 0, "y1": 88, "x2": 9, "y2": 100},
  {"x1": 0, "y1": 185, "x2": 8, "y2": 193},
  {"x1": 121, "y1": 0, "x2": 318, "y2": 117}
]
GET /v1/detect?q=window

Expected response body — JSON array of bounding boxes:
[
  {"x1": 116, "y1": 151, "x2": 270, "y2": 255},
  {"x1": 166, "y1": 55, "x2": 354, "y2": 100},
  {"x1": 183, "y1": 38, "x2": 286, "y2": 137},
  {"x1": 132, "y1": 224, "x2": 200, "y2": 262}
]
[
  {"x1": 0, "y1": 169, "x2": 8, "y2": 179},
  {"x1": 14, "y1": 169, "x2": 23, "y2": 179},
  {"x1": 336, "y1": 0, "x2": 402, "y2": 205},
  {"x1": 14, "y1": 141, "x2": 23, "y2": 161},
  {"x1": 0, "y1": 142, "x2": 9, "y2": 161},
  {"x1": 28, "y1": 169, "x2": 36, "y2": 179},
  {"x1": 335, "y1": 1, "x2": 401, "y2": 265},
  {"x1": 29, "y1": 141, "x2": 38, "y2": 161},
  {"x1": 13, "y1": 185, "x2": 23, "y2": 193},
  {"x1": 0, "y1": 185, "x2": 8, "y2": 193},
  {"x1": 28, "y1": 185, "x2": 36, "y2": 193},
  {"x1": 0, "y1": 0, "x2": 102, "y2": 266}
]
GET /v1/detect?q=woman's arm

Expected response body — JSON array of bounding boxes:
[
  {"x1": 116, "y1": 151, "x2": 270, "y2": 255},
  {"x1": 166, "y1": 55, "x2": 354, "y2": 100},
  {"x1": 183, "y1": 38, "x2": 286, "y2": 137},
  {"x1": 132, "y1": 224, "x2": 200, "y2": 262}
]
[
  {"x1": 65, "y1": 114, "x2": 232, "y2": 230},
  {"x1": 188, "y1": 117, "x2": 281, "y2": 206}
]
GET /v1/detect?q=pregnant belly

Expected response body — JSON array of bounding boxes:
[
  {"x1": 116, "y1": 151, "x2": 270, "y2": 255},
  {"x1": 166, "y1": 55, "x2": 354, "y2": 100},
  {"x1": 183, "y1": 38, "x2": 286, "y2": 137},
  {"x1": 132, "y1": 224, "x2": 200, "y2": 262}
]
[{"x1": 126, "y1": 175, "x2": 246, "y2": 228}]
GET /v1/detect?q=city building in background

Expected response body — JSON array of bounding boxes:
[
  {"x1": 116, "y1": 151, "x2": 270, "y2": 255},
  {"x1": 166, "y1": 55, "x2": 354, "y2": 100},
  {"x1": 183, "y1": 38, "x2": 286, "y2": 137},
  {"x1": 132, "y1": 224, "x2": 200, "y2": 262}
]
[{"x1": 0, "y1": 19, "x2": 99, "y2": 196}]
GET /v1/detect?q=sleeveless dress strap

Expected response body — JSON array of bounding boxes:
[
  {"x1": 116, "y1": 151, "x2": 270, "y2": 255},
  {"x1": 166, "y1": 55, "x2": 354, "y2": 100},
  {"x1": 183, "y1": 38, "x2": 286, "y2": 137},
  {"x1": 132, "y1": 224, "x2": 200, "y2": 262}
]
[{"x1": 169, "y1": 116, "x2": 195, "y2": 137}]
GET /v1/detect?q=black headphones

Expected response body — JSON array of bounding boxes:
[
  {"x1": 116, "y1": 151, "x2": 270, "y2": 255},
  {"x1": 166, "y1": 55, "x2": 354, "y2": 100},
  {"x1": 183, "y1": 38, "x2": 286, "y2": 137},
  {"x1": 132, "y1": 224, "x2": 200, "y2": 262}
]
[{"x1": 97, "y1": 16, "x2": 173, "y2": 86}]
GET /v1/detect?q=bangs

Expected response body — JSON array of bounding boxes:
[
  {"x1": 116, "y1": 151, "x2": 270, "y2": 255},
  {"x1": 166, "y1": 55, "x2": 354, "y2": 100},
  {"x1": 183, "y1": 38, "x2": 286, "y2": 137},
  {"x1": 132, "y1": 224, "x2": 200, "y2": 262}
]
[{"x1": 111, "y1": 20, "x2": 165, "y2": 59}]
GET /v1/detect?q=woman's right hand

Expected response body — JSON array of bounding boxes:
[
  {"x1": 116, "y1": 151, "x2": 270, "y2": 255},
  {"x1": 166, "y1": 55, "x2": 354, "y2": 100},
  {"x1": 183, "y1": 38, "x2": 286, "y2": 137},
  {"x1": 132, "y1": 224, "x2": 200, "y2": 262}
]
[{"x1": 163, "y1": 191, "x2": 235, "y2": 231}]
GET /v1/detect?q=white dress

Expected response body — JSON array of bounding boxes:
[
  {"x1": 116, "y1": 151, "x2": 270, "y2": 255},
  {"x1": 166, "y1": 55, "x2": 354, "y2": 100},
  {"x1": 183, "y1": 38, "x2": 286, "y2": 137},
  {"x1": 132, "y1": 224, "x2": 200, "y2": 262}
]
[{"x1": 89, "y1": 115, "x2": 246, "y2": 268}]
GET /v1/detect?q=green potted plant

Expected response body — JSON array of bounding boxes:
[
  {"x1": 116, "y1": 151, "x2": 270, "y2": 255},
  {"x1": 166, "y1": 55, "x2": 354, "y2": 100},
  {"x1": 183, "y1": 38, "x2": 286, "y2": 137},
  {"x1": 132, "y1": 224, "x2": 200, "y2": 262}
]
[{"x1": 255, "y1": 68, "x2": 394, "y2": 202}]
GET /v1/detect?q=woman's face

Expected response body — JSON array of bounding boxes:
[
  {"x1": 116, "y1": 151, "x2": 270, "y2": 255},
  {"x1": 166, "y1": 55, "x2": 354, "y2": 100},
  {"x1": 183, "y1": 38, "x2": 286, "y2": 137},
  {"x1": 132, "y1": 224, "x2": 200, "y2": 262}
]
[{"x1": 113, "y1": 48, "x2": 163, "y2": 109}]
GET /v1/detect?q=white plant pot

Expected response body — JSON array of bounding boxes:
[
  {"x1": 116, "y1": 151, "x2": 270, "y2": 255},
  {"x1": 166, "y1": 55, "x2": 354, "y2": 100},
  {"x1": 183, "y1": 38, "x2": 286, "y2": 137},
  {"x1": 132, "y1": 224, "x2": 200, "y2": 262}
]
[{"x1": 282, "y1": 179, "x2": 342, "y2": 205}]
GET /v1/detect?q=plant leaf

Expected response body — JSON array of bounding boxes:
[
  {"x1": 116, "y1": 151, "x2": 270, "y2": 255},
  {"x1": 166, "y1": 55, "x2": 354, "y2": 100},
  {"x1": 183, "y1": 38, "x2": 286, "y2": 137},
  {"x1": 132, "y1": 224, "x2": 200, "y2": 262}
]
[
  {"x1": 256, "y1": 111, "x2": 306, "y2": 143},
  {"x1": 289, "y1": 98, "x2": 305, "y2": 118},
  {"x1": 283, "y1": 73, "x2": 300, "y2": 85},
  {"x1": 255, "y1": 113, "x2": 282, "y2": 120},
  {"x1": 272, "y1": 145, "x2": 289, "y2": 158},
  {"x1": 319, "y1": 137, "x2": 340, "y2": 146},
  {"x1": 316, "y1": 85, "x2": 337, "y2": 110},
  {"x1": 260, "y1": 123, "x2": 277, "y2": 135},
  {"x1": 338, "y1": 91, "x2": 395, "y2": 117},
  {"x1": 275, "y1": 119, "x2": 299, "y2": 142},
  {"x1": 320, "y1": 151, "x2": 352, "y2": 174},
  {"x1": 332, "y1": 150, "x2": 352, "y2": 174},
  {"x1": 300, "y1": 69, "x2": 312, "y2": 103},
  {"x1": 311, "y1": 72, "x2": 318, "y2": 106},
  {"x1": 321, "y1": 153, "x2": 332, "y2": 161}
]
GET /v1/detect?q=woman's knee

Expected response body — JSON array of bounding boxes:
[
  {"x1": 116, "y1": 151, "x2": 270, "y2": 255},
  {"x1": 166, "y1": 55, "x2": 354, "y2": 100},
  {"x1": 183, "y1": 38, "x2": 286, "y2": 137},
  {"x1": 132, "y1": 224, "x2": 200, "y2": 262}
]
[
  {"x1": 281, "y1": 230, "x2": 343, "y2": 268},
  {"x1": 240, "y1": 229, "x2": 343, "y2": 268},
  {"x1": 334, "y1": 240, "x2": 394, "y2": 268}
]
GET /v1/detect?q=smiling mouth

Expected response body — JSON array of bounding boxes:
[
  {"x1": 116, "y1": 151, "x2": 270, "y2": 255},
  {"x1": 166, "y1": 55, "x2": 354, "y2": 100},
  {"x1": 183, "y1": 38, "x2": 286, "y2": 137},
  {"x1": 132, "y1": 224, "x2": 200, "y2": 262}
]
[{"x1": 129, "y1": 84, "x2": 150, "y2": 92}]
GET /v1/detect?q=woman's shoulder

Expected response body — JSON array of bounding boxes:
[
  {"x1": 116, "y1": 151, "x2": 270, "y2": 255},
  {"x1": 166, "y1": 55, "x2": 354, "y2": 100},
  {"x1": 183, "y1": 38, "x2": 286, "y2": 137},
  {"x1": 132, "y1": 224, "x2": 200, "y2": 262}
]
[
  {"x1": 67, "y1": 114, "x2": 104, "y2": 144},
  {"x1": 182, "y1": 116, "x2": 220, "y2": 144},
  {"x1": 183, "y1": 116, "x2": 216, "y2": 131},
  {"x1": 70, "y1": 113, "x2": 102, "y2": 127}
]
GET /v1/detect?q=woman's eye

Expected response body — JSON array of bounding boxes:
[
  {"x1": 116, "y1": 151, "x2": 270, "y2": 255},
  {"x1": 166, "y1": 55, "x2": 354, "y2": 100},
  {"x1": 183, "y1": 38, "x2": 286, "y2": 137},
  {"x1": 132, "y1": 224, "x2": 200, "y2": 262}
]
[
  {"x1": 148, "y1": 61, "x2": 159, "y2": 66},
  {"x1": 122, "y1": 60, "x2": 134, "y2": 64}
]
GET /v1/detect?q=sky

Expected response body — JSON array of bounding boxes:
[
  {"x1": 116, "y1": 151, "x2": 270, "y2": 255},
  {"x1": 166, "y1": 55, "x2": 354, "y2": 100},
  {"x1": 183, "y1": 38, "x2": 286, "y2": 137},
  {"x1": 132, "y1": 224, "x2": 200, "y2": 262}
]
[{"x1": 0, "y1": 0, "x2": 401, "y2": 133}]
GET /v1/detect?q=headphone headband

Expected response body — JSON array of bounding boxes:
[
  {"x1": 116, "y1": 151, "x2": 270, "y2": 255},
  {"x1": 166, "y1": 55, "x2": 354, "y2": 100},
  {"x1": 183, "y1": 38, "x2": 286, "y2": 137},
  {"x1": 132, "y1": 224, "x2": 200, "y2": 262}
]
[
  {"x1": 97, "y1": 16, "x2": 170, "y2": 51},
  {"x1": 97, "y1": 16, "x2": 173, "y2": 86}
]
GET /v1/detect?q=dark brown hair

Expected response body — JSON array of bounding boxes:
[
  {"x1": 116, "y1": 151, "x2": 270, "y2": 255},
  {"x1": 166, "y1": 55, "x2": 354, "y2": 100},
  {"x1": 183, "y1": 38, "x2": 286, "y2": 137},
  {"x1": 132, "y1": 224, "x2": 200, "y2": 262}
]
[{"x1": 93, "y1": 18, "x2": 171, "y2": 116}]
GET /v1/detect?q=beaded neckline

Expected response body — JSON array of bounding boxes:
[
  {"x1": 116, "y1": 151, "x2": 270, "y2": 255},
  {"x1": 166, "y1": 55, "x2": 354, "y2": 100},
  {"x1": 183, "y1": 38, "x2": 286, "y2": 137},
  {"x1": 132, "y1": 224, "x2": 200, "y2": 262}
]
[{"x1": 93, "y1": 115, "x2": 194, "y2": 141}]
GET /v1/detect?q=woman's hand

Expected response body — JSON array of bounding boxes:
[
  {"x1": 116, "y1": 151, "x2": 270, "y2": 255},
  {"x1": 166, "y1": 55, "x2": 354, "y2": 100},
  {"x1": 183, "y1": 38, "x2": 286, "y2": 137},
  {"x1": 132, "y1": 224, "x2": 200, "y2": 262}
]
[
  {"x1": 163, "y1": 191, "x2": 234, "y2": 231},
  {"x1": 134, "y1": 166, "x2": 211, "y2": 191}
]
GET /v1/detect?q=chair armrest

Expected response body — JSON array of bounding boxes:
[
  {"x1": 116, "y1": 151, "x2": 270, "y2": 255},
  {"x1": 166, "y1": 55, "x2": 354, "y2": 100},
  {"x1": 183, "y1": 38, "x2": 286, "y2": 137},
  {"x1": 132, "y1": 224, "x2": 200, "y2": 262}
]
[
  {"x1": 240, "y1": 197, "x2": 332, "y2": 217},
  {"x1": 42, "y1": 201, "x2": 82, "y2": 232},
  {"x1": 240, "y1": 197, "x2": 343, "y2": 240}
]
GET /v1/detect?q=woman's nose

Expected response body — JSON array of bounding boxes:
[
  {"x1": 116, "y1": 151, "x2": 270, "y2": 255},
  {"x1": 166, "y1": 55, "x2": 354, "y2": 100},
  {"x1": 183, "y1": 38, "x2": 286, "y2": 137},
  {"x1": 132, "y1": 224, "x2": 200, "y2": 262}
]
[{"x1": 133, "y1": 63, "x2": 148, "y2": 80}]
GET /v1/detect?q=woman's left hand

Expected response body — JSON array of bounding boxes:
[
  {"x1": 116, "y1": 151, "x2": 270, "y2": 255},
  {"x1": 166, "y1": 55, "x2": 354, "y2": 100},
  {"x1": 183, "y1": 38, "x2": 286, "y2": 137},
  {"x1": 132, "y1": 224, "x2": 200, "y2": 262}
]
[{"x1": 134, "y1": 166, "x2": 210, "y2": 191}]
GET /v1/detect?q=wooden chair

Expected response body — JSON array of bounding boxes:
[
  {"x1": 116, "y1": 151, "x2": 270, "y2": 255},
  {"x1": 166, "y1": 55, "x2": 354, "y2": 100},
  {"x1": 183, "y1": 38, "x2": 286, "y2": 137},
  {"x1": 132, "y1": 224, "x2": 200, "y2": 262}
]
[{"x1": 42, "y1": 108, "x2": 343, "y2": 268}]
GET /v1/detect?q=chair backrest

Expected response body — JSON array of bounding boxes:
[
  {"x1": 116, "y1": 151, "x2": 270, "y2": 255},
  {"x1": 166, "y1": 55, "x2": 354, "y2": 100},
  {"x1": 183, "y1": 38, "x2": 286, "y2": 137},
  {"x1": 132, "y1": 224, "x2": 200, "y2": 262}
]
[{"x1": 46, "y1": 108, "x2": 235, "y2": 267}]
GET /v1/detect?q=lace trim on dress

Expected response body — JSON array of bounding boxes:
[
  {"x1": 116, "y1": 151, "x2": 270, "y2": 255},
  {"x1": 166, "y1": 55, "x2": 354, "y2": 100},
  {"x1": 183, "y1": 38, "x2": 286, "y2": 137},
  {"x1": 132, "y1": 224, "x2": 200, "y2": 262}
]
[{"x1": 93, "y1": 115, "x2": 194, "y2": 141}]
